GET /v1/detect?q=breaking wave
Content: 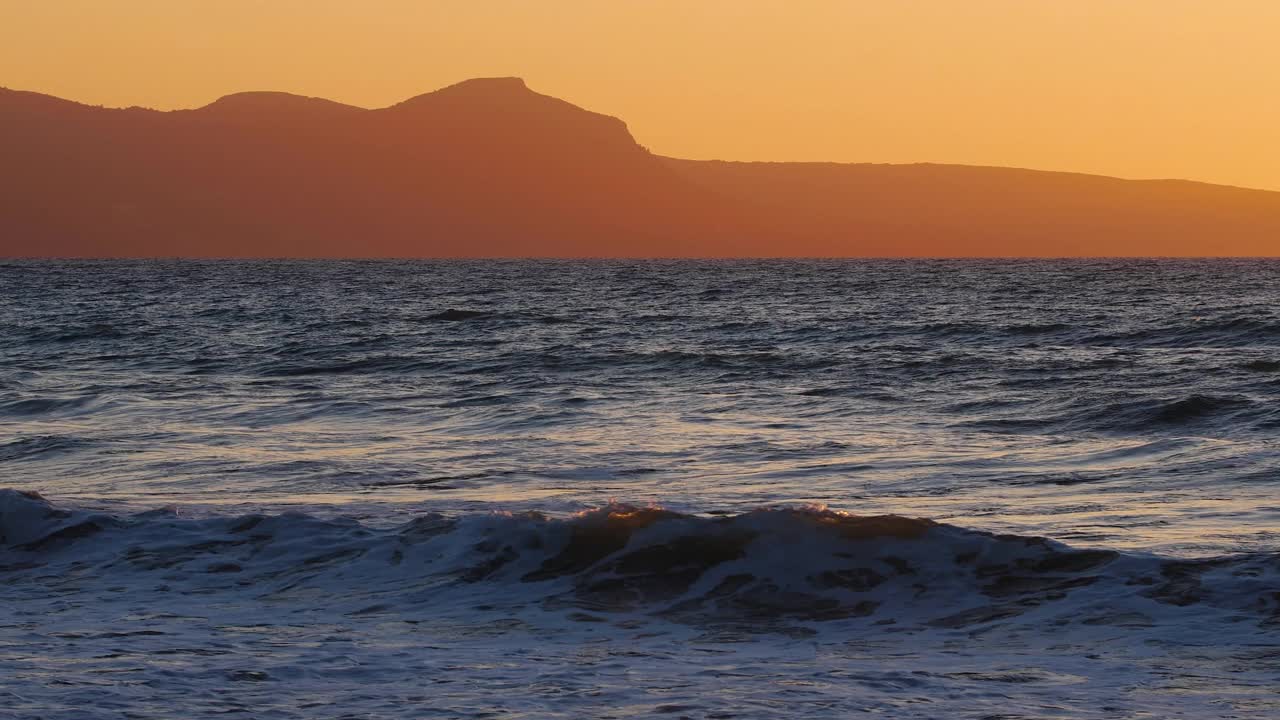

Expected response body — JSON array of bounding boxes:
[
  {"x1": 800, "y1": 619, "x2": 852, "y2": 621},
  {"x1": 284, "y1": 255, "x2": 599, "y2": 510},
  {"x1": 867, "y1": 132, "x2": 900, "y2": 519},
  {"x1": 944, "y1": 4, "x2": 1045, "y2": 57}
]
[{"x1": 4, "y1": 490, "x2": 1276, "y2": 634}]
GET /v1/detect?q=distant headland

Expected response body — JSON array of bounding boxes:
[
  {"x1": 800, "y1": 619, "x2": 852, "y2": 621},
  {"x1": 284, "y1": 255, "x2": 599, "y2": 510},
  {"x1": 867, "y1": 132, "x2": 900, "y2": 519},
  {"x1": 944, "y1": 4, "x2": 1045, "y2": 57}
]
[{"x1": 2, "y1": 77, "x2": 1278, "y2": 257}]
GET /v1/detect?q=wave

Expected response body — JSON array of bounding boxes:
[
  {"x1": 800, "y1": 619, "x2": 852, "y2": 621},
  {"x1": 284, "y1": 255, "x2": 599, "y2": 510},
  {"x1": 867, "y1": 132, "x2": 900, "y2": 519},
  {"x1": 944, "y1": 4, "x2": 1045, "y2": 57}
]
[
  {"x1": 868, "y1": 315, "x2": 1280, "y2": 348},
  {"x1": 23, "y1": 322, "x2": 134, "y2": 343},
  {"x1": 420, "y1": 308, "x2": 569, "y2": 324},
  {"x1": 1143, "y1": 394, "x2": 1252, "y2": 425},
  {"x1": 957, "y1": 392, "x2": 1275, "y2": 434},
  {"x1": 0, "y1": 435, "x2": 92, "y2": 462},
  {"x1": 3, "y1": 490, "x2": 1277, "y2": 633},
  {"x1": 425, "y1": 308, "x2": 492, "y2": 322},
  {"x1": 0, "y1": 394, "x2": 102, "y2": 418},
  {"x1": 256, "y1": 354, "x2": 437, "y2": 377},
  {"x1": 1080, "y1": 317, "x2": 1280, "y2": 347},
  {"x1": 1001, "y1": 322, "x2": 1073, "y2": 335}
]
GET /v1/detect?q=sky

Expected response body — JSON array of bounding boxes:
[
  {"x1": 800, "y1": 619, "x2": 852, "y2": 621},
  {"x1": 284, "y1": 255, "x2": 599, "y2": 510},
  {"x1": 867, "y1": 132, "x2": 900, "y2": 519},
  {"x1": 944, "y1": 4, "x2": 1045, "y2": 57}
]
[{"x1": 3, "y1": 1, "x2": 1279, "y2": 191}]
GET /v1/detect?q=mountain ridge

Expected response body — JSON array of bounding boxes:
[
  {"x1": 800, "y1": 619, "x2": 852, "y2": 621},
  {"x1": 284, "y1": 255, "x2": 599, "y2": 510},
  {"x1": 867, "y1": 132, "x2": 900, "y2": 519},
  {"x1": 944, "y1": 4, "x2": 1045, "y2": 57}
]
[{"x1": 2, "y1": 78, "x2": 1278, "y2": 257}]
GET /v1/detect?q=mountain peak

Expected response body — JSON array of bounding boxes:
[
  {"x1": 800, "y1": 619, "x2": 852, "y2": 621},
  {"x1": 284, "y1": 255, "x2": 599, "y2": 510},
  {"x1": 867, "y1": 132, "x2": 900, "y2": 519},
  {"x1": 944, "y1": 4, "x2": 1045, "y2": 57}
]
[
  {"x1": 391, "y1": 77, "x2": 540, "y2": 109},
  {"x1": 196, "y1": 91, "x2": 363, "y2": 117},
  {"x1": 382, "y1": 77, "x2": 640, "y2": 152},
  {"x1": 442, "y1": 76, "x2": 529, "y2": 93}
]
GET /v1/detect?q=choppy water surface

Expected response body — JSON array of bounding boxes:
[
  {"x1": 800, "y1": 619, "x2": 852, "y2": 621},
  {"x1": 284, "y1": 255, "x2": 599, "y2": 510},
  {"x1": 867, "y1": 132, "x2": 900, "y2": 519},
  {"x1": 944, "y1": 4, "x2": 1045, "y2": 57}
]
[{"x1": 2, "y1": 259, "x2": 1279, "y2": 718}]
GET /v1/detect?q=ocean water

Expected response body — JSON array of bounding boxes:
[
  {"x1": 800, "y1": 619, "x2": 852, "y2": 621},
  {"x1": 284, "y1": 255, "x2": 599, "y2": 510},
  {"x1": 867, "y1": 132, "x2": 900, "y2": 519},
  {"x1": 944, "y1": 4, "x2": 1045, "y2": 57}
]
[{"x1": 2, "y1": 259, "x2": 1279, "y2": 718}]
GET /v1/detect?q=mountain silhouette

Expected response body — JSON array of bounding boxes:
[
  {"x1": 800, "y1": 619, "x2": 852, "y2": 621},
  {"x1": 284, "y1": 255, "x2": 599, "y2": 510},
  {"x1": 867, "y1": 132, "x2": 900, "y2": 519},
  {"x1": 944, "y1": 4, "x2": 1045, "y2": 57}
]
[
  {"x1": 2, "y1": 78, "x2": 1278, "y2": 257},
  {"x1": 190, "y1": 92, "x2": 364, "y2": 124}
]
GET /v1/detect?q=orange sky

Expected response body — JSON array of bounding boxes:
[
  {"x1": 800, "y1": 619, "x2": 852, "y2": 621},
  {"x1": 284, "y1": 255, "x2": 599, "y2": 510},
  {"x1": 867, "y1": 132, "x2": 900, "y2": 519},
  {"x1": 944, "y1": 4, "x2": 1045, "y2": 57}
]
[{"x1": 3, "y1": 1, "x2": 1279, "y2": 191}]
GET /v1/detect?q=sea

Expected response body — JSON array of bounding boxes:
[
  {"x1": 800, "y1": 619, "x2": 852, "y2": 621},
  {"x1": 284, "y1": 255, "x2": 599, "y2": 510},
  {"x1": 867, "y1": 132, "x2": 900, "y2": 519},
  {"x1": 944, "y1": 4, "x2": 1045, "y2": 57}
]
[{"x1": 2, "y1": 259, "x2": 1279, "y2": 718}]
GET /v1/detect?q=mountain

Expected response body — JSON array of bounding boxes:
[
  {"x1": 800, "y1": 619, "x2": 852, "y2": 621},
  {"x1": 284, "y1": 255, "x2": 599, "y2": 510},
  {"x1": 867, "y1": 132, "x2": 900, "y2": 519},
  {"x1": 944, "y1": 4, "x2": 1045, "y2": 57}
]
[
  {"x1": 186, "y1": 91, "x2": 365, "y2": 124},
  {"x1": 2, "y1": 78, "x2": 1278, "y2": 257}
]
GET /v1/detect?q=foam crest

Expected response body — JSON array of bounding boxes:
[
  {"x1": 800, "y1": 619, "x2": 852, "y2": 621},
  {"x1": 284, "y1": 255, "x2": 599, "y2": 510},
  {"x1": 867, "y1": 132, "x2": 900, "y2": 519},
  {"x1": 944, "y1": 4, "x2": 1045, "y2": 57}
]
[{"x1": 4, "y1": 493, "x2": 1277, "y2": 633}]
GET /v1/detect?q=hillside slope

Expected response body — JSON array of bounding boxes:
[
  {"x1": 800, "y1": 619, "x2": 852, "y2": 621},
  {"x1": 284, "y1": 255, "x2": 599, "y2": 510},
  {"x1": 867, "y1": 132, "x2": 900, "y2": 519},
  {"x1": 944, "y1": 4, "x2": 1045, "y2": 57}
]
[{"x1": 2, "y1": 78, "x2": 1278, "y2": 257}]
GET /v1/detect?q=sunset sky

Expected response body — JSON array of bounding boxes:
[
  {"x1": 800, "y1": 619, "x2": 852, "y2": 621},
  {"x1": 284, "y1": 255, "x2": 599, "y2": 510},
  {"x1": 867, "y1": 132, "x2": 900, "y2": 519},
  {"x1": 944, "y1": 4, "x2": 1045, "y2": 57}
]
[{"x1": 3, "y1": 1, "x2": 1279, "y2": 191}]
